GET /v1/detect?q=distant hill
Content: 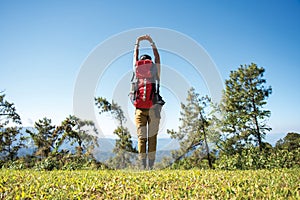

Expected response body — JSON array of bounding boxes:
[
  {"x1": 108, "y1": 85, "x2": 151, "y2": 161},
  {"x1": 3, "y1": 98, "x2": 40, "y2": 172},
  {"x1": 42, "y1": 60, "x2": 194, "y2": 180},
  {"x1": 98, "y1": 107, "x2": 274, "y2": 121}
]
[
  {"x1": 15, "y1": 127, "x2": 180, "y2": 162},
  {"x1": 14, "y1": 127, "x2": 287, "y2": 162},
  {"x1": 93, "y1": 137, "x2": 180, "y2": 162}
]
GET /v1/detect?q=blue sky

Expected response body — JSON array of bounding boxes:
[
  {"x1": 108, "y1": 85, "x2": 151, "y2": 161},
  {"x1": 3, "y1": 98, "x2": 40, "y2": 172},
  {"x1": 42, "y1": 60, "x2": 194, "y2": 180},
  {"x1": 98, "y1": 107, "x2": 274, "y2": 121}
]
[{"x1": 1, "y1": 0, "x2": 300, "y2": 142}]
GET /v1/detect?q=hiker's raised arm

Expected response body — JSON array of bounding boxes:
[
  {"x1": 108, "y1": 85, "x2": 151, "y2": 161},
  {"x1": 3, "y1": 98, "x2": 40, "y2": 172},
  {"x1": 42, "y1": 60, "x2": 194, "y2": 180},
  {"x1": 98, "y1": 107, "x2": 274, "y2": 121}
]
[
  {"x1": 133, "y1": 36, "x2": 143, "y2": 66},
  {"x1": 145, "y1": 35, "x2": 161, "y2": 79},
  {"x1": 133, "y1": 41, "x2": 139, "y2": 66}
]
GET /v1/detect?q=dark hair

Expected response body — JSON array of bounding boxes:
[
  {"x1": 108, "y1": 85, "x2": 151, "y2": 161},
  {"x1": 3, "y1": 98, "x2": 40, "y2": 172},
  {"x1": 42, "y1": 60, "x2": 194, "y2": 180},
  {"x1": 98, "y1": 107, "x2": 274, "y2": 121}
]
[{"x1": 139, "y1": 54, "x2": 152, "y2": 60}]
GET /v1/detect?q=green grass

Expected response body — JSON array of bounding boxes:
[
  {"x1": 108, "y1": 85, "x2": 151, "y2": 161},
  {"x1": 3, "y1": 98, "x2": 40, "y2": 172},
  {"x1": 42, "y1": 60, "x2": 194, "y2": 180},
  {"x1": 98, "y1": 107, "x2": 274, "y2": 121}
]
[{"x1": 1, "y1": 169, "x2": 299, "y2": 199}]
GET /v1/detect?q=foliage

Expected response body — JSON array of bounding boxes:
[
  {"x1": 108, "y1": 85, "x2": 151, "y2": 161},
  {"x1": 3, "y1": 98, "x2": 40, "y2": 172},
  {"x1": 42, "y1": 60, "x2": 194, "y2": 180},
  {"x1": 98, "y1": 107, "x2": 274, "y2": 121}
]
[
  {"x1": 33, "y1": 153, "x2": 105, "y2": 171},
  {"x1": 106, "y1": 126, "x2": 138, "y2": 169},
  {"x1": 0, "y1": 127, "x2": 25, "y2": 161},
  {"x1": 218, "y1": 63, "x2": 272, "y2": 153},
  {"x1": 95, "y1": 97, "x2": 137, "y2": 169},
  {"x1": 0, "y1": 169, "x2": 299, "y2": 199},
  {"x1": 0, "y1": 153, "x2": 107, "y2": 171},
  {"x1": 26, "y1": 118, "x2": 59, "y2": 158},
  {"x1": 167, "y1": 88, "x2": 218, "y2": 169},
  {"x1": 95, "y1": 97, "x2": 125, "y2": 127},
  {"x1": 25, "y1": 115, "x2": 99, "y2": 160},
  {"x1": 217, "y1": 145, "x2": 300, "y2": 170},
  {"x1": 0, "y1": 92, "x2": 24, "y2": 161},
  {"x1": 57, "y1": 115, "x2": 99, "y2": 156},
  {"x1": 275, "y1": 132, "x2": 300, "y2": 151},
  {"x1": 0, "y1": 92, "x2": 21, "y2": 127},
  {"x1": 168, "y1": 152, "x2": 217, "y2": 170}
]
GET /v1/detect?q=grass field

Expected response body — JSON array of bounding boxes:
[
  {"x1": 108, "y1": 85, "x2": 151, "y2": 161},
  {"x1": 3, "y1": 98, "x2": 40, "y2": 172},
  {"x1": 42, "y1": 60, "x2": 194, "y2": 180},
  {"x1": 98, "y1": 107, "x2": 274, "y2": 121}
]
[{"x1": 0, "y1": 169, "x2": 299, "y2": 199}]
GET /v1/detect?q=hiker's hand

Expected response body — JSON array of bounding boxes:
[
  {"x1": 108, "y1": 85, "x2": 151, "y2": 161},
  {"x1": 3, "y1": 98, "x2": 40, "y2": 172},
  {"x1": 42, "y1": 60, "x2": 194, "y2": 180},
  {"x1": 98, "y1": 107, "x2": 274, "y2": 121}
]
[
  {"x1": 137, "y1": 35, "x2": 153, "y2": 42},
  {"x1": 137, "y1": 35, "x2": 146, "y2": 42},
  {"x1": 144, "y1": 35, "x2": 153, "y2": 43}
]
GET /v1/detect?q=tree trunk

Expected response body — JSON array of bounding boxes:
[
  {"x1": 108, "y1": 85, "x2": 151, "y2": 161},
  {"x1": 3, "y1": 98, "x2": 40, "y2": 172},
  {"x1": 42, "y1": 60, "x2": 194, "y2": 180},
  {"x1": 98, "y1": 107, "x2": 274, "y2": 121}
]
[
  {"x1": 203, "y1": 128, "x2": 213, "y2": 169},
  {"x1": 252, "y1": 98, "x2": 262, "y2": 151},
  {"x1": 254, "y1": 115, "x2": 262, "y2": 151},
  {"x1": 200, "y1": 112, "x2": 213, "y2": 169}
]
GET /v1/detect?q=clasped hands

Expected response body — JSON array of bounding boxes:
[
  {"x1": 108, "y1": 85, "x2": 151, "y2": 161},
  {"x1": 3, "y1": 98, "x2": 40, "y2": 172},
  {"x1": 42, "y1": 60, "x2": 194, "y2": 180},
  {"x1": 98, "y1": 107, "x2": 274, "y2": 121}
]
[{"x1": 136, "y1": 35, "x2": 154, "y2": 44}]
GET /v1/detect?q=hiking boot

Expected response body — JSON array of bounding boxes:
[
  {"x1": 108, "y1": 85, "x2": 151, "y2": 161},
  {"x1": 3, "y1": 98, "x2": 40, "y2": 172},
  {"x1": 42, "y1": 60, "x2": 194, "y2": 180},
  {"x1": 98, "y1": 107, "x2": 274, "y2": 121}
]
[
  {"x1": 141, "y1": 158, "x2": 147, "y2": 170},
  {"x1": 148, "y1": 159, "x2": 155, "y2": 170}
]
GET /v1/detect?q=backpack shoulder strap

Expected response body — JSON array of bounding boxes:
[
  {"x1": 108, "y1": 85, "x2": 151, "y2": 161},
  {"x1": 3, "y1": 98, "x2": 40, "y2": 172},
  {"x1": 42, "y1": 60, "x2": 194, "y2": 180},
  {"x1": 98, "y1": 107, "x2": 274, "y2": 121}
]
[{"x1": 130, "y1": 71, "x2": 135, "y2": 82}]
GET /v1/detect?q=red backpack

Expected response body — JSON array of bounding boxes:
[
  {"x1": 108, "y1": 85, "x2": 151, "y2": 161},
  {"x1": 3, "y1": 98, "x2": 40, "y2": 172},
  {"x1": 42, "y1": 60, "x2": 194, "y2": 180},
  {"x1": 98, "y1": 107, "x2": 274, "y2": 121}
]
[{"x1": 132, "y1": 60, "x2": 158, "y2": 109}]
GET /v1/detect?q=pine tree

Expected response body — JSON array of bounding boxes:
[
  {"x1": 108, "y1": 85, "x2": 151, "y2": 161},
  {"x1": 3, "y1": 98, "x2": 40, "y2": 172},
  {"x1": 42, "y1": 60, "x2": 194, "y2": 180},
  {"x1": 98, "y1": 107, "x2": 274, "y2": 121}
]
[
  {"x1": 0, "y1": 127, "x2": 25, "y2": 160},
  {"x1": 26, "y1": 117, "x2": 58, "y2": 158},
  {"x1": 167, "y1": 88, "x2": 216, "y2": 169},
  {"x1": 0, "y1": 92, "x2": 21, "y2": 127},
  {"x1": 0, "y1": 92, "x2": 24, "y2": 160},
  {"x1": 95, "y1": 97, "x2": 137, "y2": 169},
  {"x1": 58, "y1": 115, "x2": 99, "y2": 156},
  {"x1": 219, "y1": 63, "x2": 272, "y2": 153}
]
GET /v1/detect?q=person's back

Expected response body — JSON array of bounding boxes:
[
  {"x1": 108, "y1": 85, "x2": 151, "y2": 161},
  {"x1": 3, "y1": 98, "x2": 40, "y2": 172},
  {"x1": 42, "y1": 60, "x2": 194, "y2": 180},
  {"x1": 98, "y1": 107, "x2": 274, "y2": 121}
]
[{"x1": 130, "y1": 35, "x2": 164, "y2": 169}]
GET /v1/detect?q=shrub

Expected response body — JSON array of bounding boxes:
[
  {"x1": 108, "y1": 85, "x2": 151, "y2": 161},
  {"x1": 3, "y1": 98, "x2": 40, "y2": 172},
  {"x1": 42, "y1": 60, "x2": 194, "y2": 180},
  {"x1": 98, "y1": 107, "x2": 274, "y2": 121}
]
[{"x1": 216, "y1": 147, "x2": 300, "y2": 170}]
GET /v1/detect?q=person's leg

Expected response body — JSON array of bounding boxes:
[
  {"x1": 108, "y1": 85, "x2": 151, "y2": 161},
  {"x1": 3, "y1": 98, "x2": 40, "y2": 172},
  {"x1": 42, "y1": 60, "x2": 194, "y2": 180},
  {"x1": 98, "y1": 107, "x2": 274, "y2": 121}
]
[
  {"x1": 135, "y1": 108, "x2": 149, "y2": 169},
  {"x1": 148, "y1": 105, "x2": 161, "y2": 169},
  {"x1": 148, "y1": 135, "x2": 157, "y2": 169}
]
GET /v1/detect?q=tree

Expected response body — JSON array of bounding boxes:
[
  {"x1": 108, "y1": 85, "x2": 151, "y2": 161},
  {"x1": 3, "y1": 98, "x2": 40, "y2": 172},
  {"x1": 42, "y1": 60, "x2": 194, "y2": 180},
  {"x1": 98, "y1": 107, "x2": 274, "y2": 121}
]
[
  {"x1": 0, "y1": 92, "x2": 24, "y2": 160},
  {"x1": 167, "y1": 88, "x2": 216, "y2": 169},
  {"x1": 0, "y1": 91, "x2": 21, "y2": 127},
  {"x1": 57, "y1": 115, "x2": 99, "y2": 156},
  {"x1": 26, "y1": 117, "x2": 59, "y2": 158},
  {"x1": 95, "y1": 97, "x2": 137, "y2": 169},
  {"x1": 275, "y1": 132, "x2": 300, "y2": 151},
  {"x1": 219, "y1": 63, "x2": 272, "y2": 153},
  {"x1": 0, "y1": 127, "x2": 26, "y2": 160}
]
